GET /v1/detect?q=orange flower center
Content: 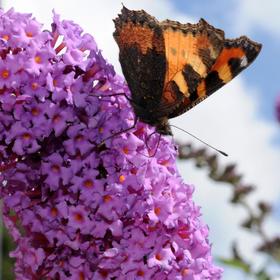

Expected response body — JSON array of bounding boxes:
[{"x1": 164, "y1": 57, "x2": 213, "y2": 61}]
[
  {"x1": 155, "y1": 253, "x2": 162, "y2": 261},
  {"x1": 79, "y1": 272, "x2": 85, "y2": 280},
  {"x1": 22, "y1": 132, "x2": 31, "y2": 140},
  {"x1": 26, "y1": 31, "x2": 33, "y2": 38},
  {"x1": 50, "y1": 207, "x2": 58, "y2": 217},
  {"x1": 154, "y1": 207, "x2": 161, "y2": 216},
  {"x1": 119, "y1": 175, "x2": 125, "y2": 183},
  {"x1": 83, "y1": 179, "x2": 94, "y2": 188},
  {"x1": 51, "y1": 164, "x2": 60, "y2": 173},
  {"x1": 137, "y1": 270, "x2": 145, "y2": 276},
  {"x1": 75, "y1": 135, "x2": 84, "y2": 142},
  {"x1": 148, "y1": 225, "x2": 157, "y2": 232},
  {"x1": 103, "y1": 195, "x2": 112, "y2": 203},
  {"x1": 31, "y1": 82, "x2": 38, "y2": 90},
  {"x1": 2, "y1": 34, "x2": 9, "y2": 41},
  {"x1": 160, "y1": 159, "x2": 169, "y2": 166},
  {"x1": 181, "y1": 268, "x2": 189, "y2": 276},
  {"x1": 1, "y1": 69, "x2": 10, "y2": 79},
  {"x1": 31, "y1": 107, "x2": 40, "y2": 116},
  {"x1": 73, "y1": 212, "x2": 84, "y2": 222},
  {"x1": 34, "y1": 55, "x2": 42, "y2": 64},
  {"x1": 178, "y1": 225, "x2": 189, "y2": 239},
  {"x1": 52, "y1": 114, "x2": 61, "y2": 123}
]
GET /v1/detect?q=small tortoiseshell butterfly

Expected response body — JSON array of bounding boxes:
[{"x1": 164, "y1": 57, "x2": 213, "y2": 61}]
[{"x1": 113, "y1": 6, "x2": 262, "y2": 135}]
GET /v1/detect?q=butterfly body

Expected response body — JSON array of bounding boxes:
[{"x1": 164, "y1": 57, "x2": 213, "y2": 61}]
[{"x1": 113, "y1": 7, "x2": 261, "y2": 135}]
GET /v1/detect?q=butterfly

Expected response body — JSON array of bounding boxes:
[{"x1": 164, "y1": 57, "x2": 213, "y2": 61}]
[{"x1": 113, "y1": 6, "x2": 262, "y2": 136}]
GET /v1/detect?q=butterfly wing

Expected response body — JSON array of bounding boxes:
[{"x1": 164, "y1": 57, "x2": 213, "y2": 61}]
[
  {"x1": 113, "y1": 7, "x2": 166, "y2": 113},
  {"x1": 114, "y1": 7, "x2": 262, "y2": 127},
  {"x1": 168, "y1": 36, "x2": 262, "y2": 118},
  {"x1": 113, "y1": 8, "x2": 225, "y2": 121},
  {"x1": 157, "y1": 19, "x2": 225, "y2": 115}
]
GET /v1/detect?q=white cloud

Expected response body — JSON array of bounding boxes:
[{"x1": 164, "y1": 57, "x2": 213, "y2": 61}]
[
  {"x1": 174, "y1": 78, "x2": 280, "y2": 272},
  {"x1": 233, "y1": 0, "x2": 280, "y2": 36},
  {"x1": 3, "y1": 0, "x2": 193, "y2": 74},
  {"x1": 172, "y1": 78, "x2": 280, "y2": 204},
  {"x1": 4, "y1": 0, "x2": 280, "y2": 278}
]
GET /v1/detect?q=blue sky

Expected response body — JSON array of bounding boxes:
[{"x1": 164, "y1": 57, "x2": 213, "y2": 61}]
[{"x1": 3, "y1": 1, "x2": 280, "y2": 279}]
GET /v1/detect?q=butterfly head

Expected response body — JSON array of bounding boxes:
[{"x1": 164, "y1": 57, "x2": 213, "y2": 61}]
[
  {"x1": 130, "y1": 101, "x2": 172, "y2": 135},
  {"x1": 154, "y1": 118, "x2": 172, "y2": 135}
]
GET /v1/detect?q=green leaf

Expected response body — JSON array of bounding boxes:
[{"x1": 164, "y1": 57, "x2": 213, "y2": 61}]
[
  {"x1": 255, "y1": 269, "x2": 271, "y2": 280},
  {"x1": 2, "y1": 227, "x2": 15, "y2": 280}
]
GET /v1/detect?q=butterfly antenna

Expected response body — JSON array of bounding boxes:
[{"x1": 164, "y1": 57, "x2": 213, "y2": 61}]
[{"x1": 170, "y1": 124, "x2": 228, "y2": 157}]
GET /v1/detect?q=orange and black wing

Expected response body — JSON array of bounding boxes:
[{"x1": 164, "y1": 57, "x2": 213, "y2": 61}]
[
  {"x1": 114, "y1": 7, "x2": 262, "y2": 124},
  {"x1": 168, "y1": 35, "x2": 262, "y2": 118},
  {"x1": 158, "y1": 18, "x2": 225, "y2": 116},
  {"x1": 113, "y1": 7, "x2": 167, "y2": 114}
]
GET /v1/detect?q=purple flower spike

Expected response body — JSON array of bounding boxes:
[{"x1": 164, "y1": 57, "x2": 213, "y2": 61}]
[{"x1": 0, "y1": 8, "x2": 222, "y2": 280}]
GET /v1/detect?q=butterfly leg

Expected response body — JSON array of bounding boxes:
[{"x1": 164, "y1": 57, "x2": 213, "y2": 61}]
[
  {"x1": 97, "y1": 116, "x2": 138, "y2": 148},
  {"x1": 142, "y1": 132, "x2": 162, "y2": 158},
  {"x1": 90, "y1": 92, "x2": 133, "y2": 102}
]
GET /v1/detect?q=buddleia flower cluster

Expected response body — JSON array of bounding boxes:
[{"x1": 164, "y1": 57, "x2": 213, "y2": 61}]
[{"x1": 0, "y1": 8, "x2": 222, "y2": 279}]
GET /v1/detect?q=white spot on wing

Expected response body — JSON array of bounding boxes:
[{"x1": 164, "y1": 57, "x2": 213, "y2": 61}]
[{"x1": 240, "y1": 56, "x2": 248, "y2": 67}]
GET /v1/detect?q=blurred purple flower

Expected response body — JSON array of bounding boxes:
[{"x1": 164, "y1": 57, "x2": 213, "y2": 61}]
[
  {"x1": 0, "y1": 8, "x2": 223, "y2": 279},
  {"x1": 276, "y1": 94, "x2": 280, "y2": 123}
]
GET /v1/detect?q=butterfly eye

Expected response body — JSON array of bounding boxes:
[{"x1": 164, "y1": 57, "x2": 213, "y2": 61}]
[{"x1": 140, "y1": 81, "x2": 148, "y2": 89}]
